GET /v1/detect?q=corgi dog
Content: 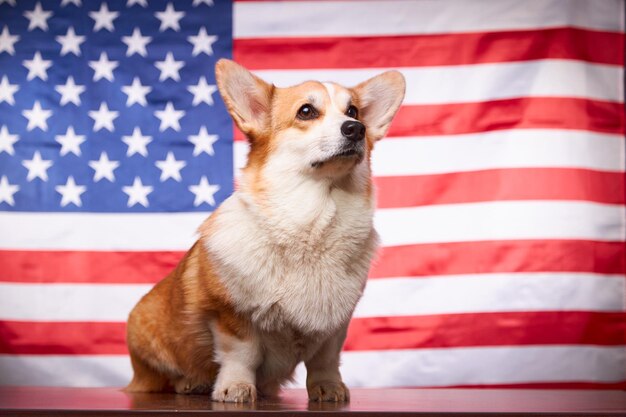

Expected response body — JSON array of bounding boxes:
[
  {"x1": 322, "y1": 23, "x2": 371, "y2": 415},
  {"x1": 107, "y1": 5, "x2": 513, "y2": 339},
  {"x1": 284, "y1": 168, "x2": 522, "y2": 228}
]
[{"x1": 126, "y1": 59, "x2": 405, "y2": 403}]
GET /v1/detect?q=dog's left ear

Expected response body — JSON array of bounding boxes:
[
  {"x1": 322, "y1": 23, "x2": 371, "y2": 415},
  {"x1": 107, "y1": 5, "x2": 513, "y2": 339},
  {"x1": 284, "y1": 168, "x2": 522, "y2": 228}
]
[
  {"x1": 215, "y1": 59, "x2": 274, "y2": 140},
  {"x1": 354, "y1": 71, "x2": 405, "y2": 141}
]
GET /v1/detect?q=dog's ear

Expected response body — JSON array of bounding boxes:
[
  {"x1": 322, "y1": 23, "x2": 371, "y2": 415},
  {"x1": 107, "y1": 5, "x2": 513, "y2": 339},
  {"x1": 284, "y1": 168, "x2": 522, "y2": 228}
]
[
  {"x1": 353, "y1": 71, "x2": 405, "y2": 141},
  {"x1": 215, "y1": 59, "x2": 274, "y2": 139}
]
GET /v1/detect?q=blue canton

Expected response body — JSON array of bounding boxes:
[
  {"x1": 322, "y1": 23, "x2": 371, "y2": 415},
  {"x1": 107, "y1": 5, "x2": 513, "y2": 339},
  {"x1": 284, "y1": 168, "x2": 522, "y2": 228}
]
[{"x1": 0, "y1": 0, "x2": 233, "y2": 212}]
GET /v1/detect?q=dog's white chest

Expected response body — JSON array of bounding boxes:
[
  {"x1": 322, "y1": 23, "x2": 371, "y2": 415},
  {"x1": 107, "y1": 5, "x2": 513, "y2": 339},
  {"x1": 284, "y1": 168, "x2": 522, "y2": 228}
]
[{"x1": 206, "y1": 190, "x2": 377, "y2": 335}]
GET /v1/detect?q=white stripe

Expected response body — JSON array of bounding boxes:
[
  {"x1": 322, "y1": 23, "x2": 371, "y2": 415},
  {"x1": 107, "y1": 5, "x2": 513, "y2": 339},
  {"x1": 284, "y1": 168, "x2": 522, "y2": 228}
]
[
  {"x1": 353, "y1": 273, "x2": 626, "y2": 318},
  {"x1": 1, "y1": 201, "x2": 623, "y2": 251},
  {"x1": 375, "y1": 201, "x2": 625, "y2": 246},
  {"x1": 235, "y1": 0, "x2": 624, "y2": 38},
  {"x1": 0, "y1": 283, "x2": 151, "y2": 321},
  {"x1": 234, "y1": 141, "x2": 248, "y2": 174},
  {"x1": 254, "y1": 60, "x2": 623, "y2": 104},
  {"x1": 0, "y1": 212, "x2": 208, "y2": 251},
  {"x1": 0, "y1": 355, "x2": 131, "y2": 387},
  {"x1": 1, "y1": 272, "x2": 622, "y2": 322},
  {"x1": 291, "y1": 346, "x2": 626, "y2": 388},
  {"x1": 374, "y1": 130, "x2": 625, "y2": 176},
  {"x1": 3, "y1": 345, "x2": 624, "y2": 387},
  {"x1": 235, "y1": 130, "x2": 625, "y2": 177}
]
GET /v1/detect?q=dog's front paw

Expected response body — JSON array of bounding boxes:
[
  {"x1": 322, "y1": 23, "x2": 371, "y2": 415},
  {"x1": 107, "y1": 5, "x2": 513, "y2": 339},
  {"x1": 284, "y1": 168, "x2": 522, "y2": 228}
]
[
  {"x1": 307, "y1": 381, "x2": 350, "y2": 402},
  {"x1": 212, "y1": 382, "x2": 257, "y2": 403}
]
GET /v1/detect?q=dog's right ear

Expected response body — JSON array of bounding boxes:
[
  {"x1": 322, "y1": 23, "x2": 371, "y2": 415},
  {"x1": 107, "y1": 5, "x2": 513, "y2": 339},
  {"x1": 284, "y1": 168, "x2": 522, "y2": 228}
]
[{"x1": 215, "y1": 59, "x2": 274, "y2": 139}]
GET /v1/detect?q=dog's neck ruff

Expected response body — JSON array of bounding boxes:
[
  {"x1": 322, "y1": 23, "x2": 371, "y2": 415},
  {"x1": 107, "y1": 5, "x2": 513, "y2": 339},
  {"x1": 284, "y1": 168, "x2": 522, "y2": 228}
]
[{"x1": 203, "y1": 165, "x2": 377, "y2": 335}]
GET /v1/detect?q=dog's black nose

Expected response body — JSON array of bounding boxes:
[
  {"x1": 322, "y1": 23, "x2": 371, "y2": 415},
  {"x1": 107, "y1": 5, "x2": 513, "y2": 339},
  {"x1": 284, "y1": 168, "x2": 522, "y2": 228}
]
[{"x1": 341, "y1": 120, "x2": 365, "y2": 142}]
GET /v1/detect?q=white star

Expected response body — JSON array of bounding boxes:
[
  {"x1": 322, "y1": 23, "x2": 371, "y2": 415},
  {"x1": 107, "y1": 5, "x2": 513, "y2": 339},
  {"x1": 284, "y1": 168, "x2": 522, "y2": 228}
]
[
  {"x1": 55, "y1": 126, "x2": 85, "y2": 156},
  {"x1": 56, "y1": 176, "x2": 86, "y2": 207},
  {"x1": 155, "y1": 3, "x2": 184, "y2": 32},
  {"x1": 122, "y1": 127, "x2": 152, "y2": 156},
  {"x1": 193, "y1": 0, "x2": 214, "y2": 5},
  {"x1": 55, "y1": 76, "x2": 85, "y2": 106},
  {"x1": 23, "y1": 51, "x2": 52, "y2": 81},
  {"x1": 0, "y1": 176, "x2": 19, "y2": 206},
  {"x1": 188, "y1": 77, "x2": 217, "y2": 106},
  {"x1": 0, "y1": 126, "x2": 18, "y2": 155},
  {"x1": 0, "y1": 26, "x2": 19, "y2": 55},
  {"x1": 89, "y1": 52, "x2": 118, "y2": 82},
  {"x1": 0, "y1": 0, "x2": 16, "y2": 6},
  {"x1": 24, "y1": 2, "x2": 52, "y2": 31},
  {"x1": 0, "y1": 76, "x2": 18, "y2": 105},
  {"x1": 22, "y1": 101, "x2": 52, "y2": 131},
  {"x1": 22, "y1": 150, "x2": 53, "y2": 181},
  {"x1": 89, "y1": 2, "x2": 119, "y2": 32},
  {"x1": 187, "y1": 28, "x2": 217, "y2": 56},
  {"x1": 61, "y1": 0, "x2": 81, "y2": 6},
  {"x1": 88, "y1": 102, "x2": 119, "y2": 132},
  {"x1": 155, "y1": 52, "x2": 184, "y2": 81},
  {"x1": 189, "y1": 127, "x2": 218, "y2": 156},
  {"x1": 155, "y1": 152, "x2": 186, "y2": 182},
  {"x1": 121, "y1": 77, "x2": 151, "y2": 107},
  {"x1": 127, "y1": 0, "x2": 147, "y2": 7},
  {"x1": 123, "y1": 177, "x2": 153, "y2": 207},
  {"x1": 154, "y1": 102, "x2": 184, "y2": 131},
  {"x1": 122, "y1": 27, "x2": 151, "y2": 57},
  {"x1": 56, "y1": 27, "x2": 85, "y2": 56},
  {"x1": 189, "y1": 176, "x2": 219, "y2": 206},
  {"x1": 88, "y1": 152, "x2": 119, "y2": 182}
]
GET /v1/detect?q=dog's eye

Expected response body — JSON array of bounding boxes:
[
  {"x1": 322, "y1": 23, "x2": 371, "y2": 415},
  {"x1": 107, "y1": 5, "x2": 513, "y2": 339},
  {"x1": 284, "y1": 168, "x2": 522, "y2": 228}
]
[
  {"x1": 297, "y1": 104, "x2": 318, "y2": 120},
  {"x1": 346, "y1": 105, "x2": 358, "y2": 119}
]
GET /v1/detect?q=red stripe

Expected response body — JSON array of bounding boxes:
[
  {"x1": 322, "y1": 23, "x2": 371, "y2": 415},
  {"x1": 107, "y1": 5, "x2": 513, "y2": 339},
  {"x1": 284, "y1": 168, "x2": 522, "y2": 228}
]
[
  {"x1": 3, "y1": 311, "x2": 623, "y2": 355},
  {"x1": 388, "y1": 98, "x2": 625, "y2": 138},
  {"x1": 234, "y1": 28, "x2": 624, "y2": 69},
  {"x1": 1, "y1": 240, "x2": 623, "y2": 284},
  {"x1": 0, "y1": 251, "x2": 185, "y2": 284},
  {"x1": 0, "y1": 321, "x2": 128, "y2": 355},
  {"x1": 234, "y1": 97, "x2": 624, "y2": 141},
  {"x1": 345, "y1": 311, "x2": 626, "y2": 351},
  {"x1": 370, "y1": 240, "x2": 626, "y2": 278},
  {"x1": 374, "y1": 169, "x2": 626, "y2": 208}
]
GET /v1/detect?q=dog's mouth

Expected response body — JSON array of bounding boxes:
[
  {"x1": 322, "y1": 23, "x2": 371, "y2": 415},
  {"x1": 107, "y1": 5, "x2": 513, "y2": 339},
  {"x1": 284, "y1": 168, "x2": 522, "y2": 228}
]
[{"x1": 311, "y1": 147, "x2": 364, "y2": 168}]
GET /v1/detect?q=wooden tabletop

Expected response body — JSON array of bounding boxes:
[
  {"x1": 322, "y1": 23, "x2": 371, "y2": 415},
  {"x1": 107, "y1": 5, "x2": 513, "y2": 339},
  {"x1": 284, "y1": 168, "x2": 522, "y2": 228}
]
[{"x1": 1, "y1": 387, "x2": 625, "y2": 416}]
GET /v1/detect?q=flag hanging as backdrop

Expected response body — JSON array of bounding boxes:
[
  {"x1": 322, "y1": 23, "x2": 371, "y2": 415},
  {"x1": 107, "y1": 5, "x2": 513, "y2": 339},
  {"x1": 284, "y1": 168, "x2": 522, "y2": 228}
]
[{"x1": 0, "y1": 0, "x2": 624, "y2": 389}]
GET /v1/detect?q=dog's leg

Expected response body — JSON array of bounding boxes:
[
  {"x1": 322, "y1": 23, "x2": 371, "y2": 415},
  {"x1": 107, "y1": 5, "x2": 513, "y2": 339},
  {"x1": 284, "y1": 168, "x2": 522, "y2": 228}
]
[
  {"x1": 211, "y1": 323, "x2": 261, "y2": 403},
  {"x1": 305, "y1": 324, "x2": 350, "y2": 402},
  {"x1": 126, "y1": 354, "x2": 172, "y2": 393}
]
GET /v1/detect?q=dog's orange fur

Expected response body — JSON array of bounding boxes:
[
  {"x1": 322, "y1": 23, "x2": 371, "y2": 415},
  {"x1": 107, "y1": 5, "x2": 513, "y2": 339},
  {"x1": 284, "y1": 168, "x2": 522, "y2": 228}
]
[{"x1": 126, "y1": 238, "x2": 250, "y2": 394}]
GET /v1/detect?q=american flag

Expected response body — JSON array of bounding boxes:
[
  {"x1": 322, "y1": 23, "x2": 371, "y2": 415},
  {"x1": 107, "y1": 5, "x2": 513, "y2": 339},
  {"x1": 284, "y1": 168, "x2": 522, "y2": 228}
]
[{"x1": 0, "y1": 0, "x2": 624, "y2": 389}]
